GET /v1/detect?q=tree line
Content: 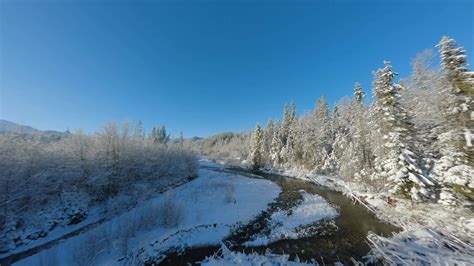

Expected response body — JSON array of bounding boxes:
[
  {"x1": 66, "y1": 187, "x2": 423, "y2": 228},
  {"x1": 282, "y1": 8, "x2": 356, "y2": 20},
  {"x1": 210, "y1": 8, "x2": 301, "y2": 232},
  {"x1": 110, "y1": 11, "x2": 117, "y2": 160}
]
[{"x1": 248, "y1": 36, "x2": 473, "y2": 202}]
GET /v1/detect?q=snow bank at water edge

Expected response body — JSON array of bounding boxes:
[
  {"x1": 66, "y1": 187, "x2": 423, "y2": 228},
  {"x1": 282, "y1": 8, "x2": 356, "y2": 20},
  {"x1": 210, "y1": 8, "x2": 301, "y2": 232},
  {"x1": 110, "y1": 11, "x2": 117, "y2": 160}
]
[
  {"x1": 201, "y1": 243, "x2": 317, "y2": 265},
  {"x1": 13, "y1": 169, "x2": 281, "y2": 265},
  {"x1": 366, "y1": 226, "x2": 474, "y2": 265},
  {"x1": 262, "y1": 167, "x2": 474, "y2": 264},
  {"x1": 245, "y1": 190, "x2": 339, "y2": 247}
]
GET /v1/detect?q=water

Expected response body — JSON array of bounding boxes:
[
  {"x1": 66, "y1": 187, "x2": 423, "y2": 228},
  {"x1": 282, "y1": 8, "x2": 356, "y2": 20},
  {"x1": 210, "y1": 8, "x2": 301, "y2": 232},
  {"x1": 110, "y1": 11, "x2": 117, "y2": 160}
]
[{"x1": 159, "y1": 167, "x2": 399, "y2": 265}]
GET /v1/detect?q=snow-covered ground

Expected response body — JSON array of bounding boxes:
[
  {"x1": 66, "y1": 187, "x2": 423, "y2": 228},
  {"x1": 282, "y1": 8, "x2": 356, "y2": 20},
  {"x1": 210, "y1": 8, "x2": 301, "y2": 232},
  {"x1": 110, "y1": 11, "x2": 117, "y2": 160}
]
[
  {"x1": 0, "y1": 174, "x2": 191, "y2": 260},
  {"x1": 262, "y1": 167, "x2": 474, "y2": 264},
  {"x1": 13, "y1": 167, "x2": 281, "y2": 265},
  {"x1": 366, "y1": 225, "x2": 474, "y2": 264},
  {"x1": 244, "y1": 190, "x2": 339, "y2": 246},
  {"x1": 202, "y1": 243, "x2": 317, "y2": 265}
]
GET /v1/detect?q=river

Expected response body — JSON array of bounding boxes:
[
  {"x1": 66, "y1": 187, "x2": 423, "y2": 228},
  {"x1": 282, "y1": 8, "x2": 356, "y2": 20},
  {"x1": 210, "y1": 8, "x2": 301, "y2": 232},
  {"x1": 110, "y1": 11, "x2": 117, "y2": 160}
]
[{"x1": 160, "y1": 165, "x2": 399, "y2": 265}]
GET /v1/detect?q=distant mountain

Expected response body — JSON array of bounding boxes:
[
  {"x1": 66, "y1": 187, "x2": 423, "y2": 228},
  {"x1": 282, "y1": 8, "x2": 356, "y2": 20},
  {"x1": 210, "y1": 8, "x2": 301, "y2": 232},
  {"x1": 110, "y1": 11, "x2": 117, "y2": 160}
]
[
  {"x1": 0, "y1": 119, "x2": 69, "y2": 141},
  {"x1": 189, "y1": 136, "x2": 203, "y2": 141},
  {"x1": 0, "y1": 119, "x2": 38, "y2": 134}
]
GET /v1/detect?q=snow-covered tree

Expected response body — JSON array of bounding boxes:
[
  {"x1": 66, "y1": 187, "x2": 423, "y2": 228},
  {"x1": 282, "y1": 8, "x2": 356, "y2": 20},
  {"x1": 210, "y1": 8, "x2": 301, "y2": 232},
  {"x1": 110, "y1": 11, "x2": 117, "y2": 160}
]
[
  {"x1": 399, "y1": 50, "x2": 447, "y2": 178},
  {"x1": 354, "y1": 82, "x2": 366, "y2": 103},
  {"x1": 281, "y1": 103, "x2": 291, "y2": 146},
  {"x1": 335, "y1": 89, "x2": 374, "y2": 182},
  {"x1": 270, "y1": 124, "x2": 284, "y2": 167},
  {"x1": 371, "y1": 61, "x2": 435, "y2": 200},
  {"x1": 298, "y1": 96, "x2": 331, "y2": 171},
  {"x1": 312, "y1": 96, "x2": 333, "y2": 172},
  {"x1": 248, "y1": 123, "x2": 265, "y2": 171},
  {"x1": 281, "y1": 102, "x2": 301, "y2": 165},
  {"x1": 133, "y1": 120, "x2": 145, "y2": 140},
  {"x1": 432, "y1": 37, "x2": 474, "y2": 198},
  {"x1": 329, "y1": 103, "x2": 347, "y2": 172},
  {"x1": 179, "y1": 131, "x2": 185, "y2": 148},
  {"x1": 150, "y1": 126, "x2": 170, "y2": 145},
  {"x1": 264, "y1": 119, "x2": 274, "y2": 163}
]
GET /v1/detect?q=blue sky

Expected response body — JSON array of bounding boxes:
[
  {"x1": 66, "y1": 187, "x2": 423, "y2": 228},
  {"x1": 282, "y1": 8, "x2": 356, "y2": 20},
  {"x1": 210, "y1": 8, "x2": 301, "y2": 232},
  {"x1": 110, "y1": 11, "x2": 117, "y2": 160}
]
[{"x1": 1, "y1": 0, "x2": 472, "y2": 137}]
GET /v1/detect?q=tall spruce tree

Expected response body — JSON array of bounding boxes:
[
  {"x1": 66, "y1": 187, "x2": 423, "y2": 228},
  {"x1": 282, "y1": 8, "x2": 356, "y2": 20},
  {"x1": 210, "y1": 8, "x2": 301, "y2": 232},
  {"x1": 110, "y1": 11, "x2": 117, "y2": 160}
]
[
  {"x1": 133, "y1": 120, "x2": 145, "y2": 140},
  {"x1": 270, "y1": 124, "x2": 284, "y2": 167},
  {"x1": 283, "y1": 102, "x2": 301, "y2": 165},
  {"x1": 371, "y1": 61, "x2": 434, "y2": 200},
  {"x1": 340, "y1": 85, "x2": 374, "y2": 182},
  {"x1": 354, "y1": 82, "x2": 366, "y2": 103},
  {"x1": 179, "y1": 131, "x2": 185, "y2": 148},
  {"x1": 264, "y1": 119, "x2": 274, "y2": 163},
  {"x1": 433, "y1": 36, "x2": 474, "y2": 199},
  {"x1": 248, "y1": 123, "x2": 265, "y2": 171}
]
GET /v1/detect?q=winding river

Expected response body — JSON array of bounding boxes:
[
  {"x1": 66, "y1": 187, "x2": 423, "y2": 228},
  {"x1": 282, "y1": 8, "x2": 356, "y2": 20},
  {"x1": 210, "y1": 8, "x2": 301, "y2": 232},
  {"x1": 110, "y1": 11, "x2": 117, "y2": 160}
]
[{"x1": 161, "y1": 165, "x2": 399, "y2": 265}]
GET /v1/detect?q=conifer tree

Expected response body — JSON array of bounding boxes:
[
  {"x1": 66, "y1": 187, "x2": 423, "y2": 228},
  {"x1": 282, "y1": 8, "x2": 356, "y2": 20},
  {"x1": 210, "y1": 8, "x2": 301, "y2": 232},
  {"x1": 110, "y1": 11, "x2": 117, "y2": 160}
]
[
  {"x1": 340, "y1": 85, "x2": 374, "y2": 182},
  {"x1": 433, "y1": 36, "x2": 474, "y2": 197},
  {"x1": 354, "y1": 82, "x2": 366, "y2": 103},
  {"x1": 281, "y1": 103, "x2": 291, "y2": 146},
  {"x1": 150, "y1": 127, "x2": 158, "y2": 143},
  {"x1": 315, "y1": 96, "x2": 333, "y2": 172},
  {"x1": 179, "y1": 131, "x2": 185, "y2": 148},
  {"x1": 133, "y1": 120, "x2": 145, "y2": 140},
  {"x1": 248, "y1": 123, "x2": 265, "y2": 171},
  {"x1": 270, "y1": 124, "x2": 284, "y2": 167},
  {"x1": 330, "y1": 103, "x2": 348, "y2": 173},
  {"x1": 371, "y1": 61, "x2": 434, "y2": 200},
  {"x1": 264, "y1": 119, "x2": 274, "y2": 163},
  {"x1": 283, "y1": 102, "x2": 300, "y2": 165}
]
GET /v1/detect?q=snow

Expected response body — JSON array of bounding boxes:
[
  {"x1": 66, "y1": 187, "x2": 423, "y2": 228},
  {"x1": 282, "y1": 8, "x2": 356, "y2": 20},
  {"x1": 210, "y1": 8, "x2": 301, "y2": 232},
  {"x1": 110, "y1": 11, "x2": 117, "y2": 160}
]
[
  {"x1": 12, "y1": 167, "x2": 281, "y2": 265},
  {"x1": 366, "y1": 226, "x2": 474, "y2": 265},
  {"x1": 201, "y1": 243, "x2": 317, "y2": 265},
  {"x1": 0, "y1": 196, "x2": 104, "y2": 258},
  {"x1": 245, "y1": 190, "x2": 338, "y2": 246},
  {"x1": 262, "y1": 166, "x2": 474, "y2": 264}
]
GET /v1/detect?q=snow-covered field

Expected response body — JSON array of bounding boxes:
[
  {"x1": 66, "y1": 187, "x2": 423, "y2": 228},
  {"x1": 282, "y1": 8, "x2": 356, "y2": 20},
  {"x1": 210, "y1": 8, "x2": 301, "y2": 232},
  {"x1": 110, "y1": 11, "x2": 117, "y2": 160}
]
[
  {"x1": 245, "y1": 190, "x2": 339, "y2": 246},
  {"x1": 13, "y1": 167, "x2": 281, "y2": 265}
]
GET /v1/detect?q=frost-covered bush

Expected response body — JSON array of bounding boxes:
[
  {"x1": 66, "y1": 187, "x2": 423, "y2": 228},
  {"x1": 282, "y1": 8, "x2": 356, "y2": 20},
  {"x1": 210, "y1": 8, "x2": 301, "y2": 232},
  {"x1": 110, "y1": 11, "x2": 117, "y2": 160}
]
[
  {"x1": 0, "y1": 121, "x2": 198, "y2": 248},
  {"x1": 186, "y1": 132, "x2": 251, "y2": 165}
]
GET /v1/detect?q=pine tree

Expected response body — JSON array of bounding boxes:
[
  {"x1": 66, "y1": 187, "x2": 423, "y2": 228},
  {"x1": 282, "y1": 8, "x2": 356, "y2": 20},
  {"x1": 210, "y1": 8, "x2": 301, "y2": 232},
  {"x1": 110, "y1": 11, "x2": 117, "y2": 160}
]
[
  {"x1": 133, "y1": 120, "x2": 145, "y2": 140},
  {"x1": 179, "y1": 131, "x2": 185, "y2": 148},
  {"x1": 330, "y1": 103, "x2": 349, "y2": 174},
  {"x1": 248, "y1": 123, "x2": 265, "y2": 171},
  {"x1": 264, "y1": 119, "x2": 274, "y2": 163},
  {"x1": 150, "y1": 125, "x2": 170, "y2": 144},
  {"x1": 315, "y1": 96, "x2": 333, "y2": 172},
  {"x1": 282, "y1": 102, "x2": 301, "y2": 165},
  {"x1": 339, "y1": 85, "x2": 374, "y2": 182},
  {"x1": 270, "y1": 124, "x2": 284, "y2": 167},
  {"x1": 354, "y1": 82, "x2": 366, "y2": 103},
  {"x1": 281, "y1": 103, "x2": 291, "y2": 146},
  {"x1": 157, "y1": 126, "x2": 170, "y2": 144},
  {"x1": 371, "y1": 61, "x2": 434, "y2": 200},
  {"x1": 150, "y1": 127, "x2": 158, "y2": 143},
  {"x1": 433, "y1": 36, "x2": 474, "y2": 198}
]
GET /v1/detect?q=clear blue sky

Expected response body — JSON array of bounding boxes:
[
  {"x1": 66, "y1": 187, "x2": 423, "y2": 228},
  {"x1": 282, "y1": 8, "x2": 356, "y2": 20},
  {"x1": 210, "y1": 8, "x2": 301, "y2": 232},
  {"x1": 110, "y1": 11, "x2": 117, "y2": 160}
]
[{"x1": 1, "y1": 0, "x2": 472, "y2": 137}]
